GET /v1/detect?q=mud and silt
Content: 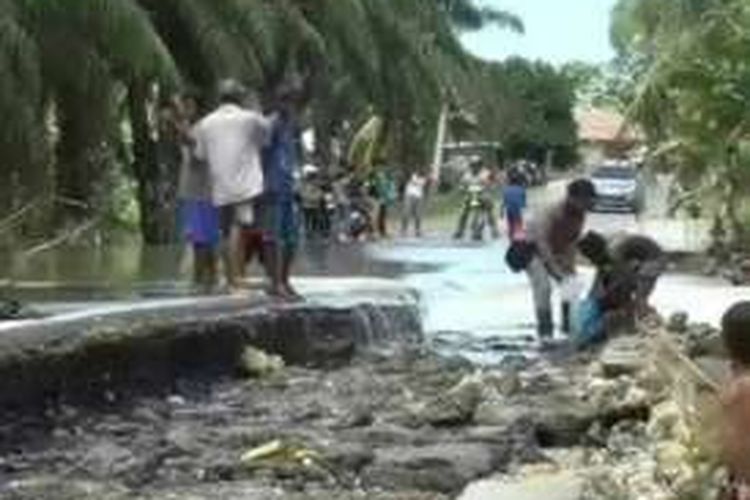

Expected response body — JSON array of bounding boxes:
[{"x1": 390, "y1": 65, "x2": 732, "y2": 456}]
[{"x1": 0, "y1": 345, "x2": 599, "y2": 499}]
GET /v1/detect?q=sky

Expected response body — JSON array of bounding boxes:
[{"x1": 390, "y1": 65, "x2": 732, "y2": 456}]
[{"x1": 461, "y1": 0, "x2": 619, "y2": 66}]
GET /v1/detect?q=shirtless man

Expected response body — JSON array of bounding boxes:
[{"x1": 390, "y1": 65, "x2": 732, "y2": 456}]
[
  {"x1": 526, "y1": 179, "x2": 596, "y2": 339},
  {"x1": 720, "y1": 302, "x2": 750, "y2": 499}
]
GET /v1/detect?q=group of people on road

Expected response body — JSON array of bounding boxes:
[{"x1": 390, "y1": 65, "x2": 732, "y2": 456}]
[
  {"x1": 453, "y1": 160, "x2": 528, "y2": 242},
  {"x1": 300, "y1": 169, "x2": 420, "y2": 243},
  {"x1": 176, "y1": 79, "x2": 304, "y2": 300}
]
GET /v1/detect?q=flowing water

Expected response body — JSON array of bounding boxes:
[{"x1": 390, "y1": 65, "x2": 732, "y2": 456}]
[{"x1": 0, "y1": 176, "x2": 742, "y2": 362}]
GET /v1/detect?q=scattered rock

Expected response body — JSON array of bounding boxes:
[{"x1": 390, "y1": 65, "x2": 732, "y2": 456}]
[
  {"x1": 410, "y1": 373, "x2": 484, "y2": 427},
  {"x1": 322, "y1": 442, "x2": 374, "y2": 472},
  {"x1": 332, "y1": 405, "x2": 374, "y2": 429},
  {"x1": 685, "y1": 323, "x2": 723, "y2": 357},
  {"x1": 473, "y1": 399, "x2": 528, "y2": 427},
  {"x1": 240, "y1": 347, "x2": 285, "y2": 378},
  {"x1": 80, "y1": 441, "x2": 139, "y2": 479},
  {"x1": 667, "y1": 312, "x2": 689, "y2": 334},
  {"x1": 362, "y1": 444, "x2": 498, "y2": 494},
  {"x1": 459, "y1": 470, "x2": 585, "y2": 500},
  {"x1": 599, "y1": 337, "x2": 646, "y2": 378},
  {"x1": 0, "y1": 477, "x2": 130, "y2": 500},
  {"x1": 483, "y1": 371, "x2": 523, "y2": 397},
  {"x1": 165, "y1": 424, "x2": 199, "y2": 455},
  {"x1": 532, "y1": 397, "x2": 595, "y2": 448}
]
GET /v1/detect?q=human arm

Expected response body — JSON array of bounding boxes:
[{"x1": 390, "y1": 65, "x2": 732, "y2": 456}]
[
  {"x1": 191, "y1": 123, "x2": 206, "y2": 162},
  {"x1": 721, "y1": 376, "x2": 750, "y2": 483}
]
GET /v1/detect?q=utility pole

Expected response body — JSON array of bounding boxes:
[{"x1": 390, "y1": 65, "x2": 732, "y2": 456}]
[{"x1": 431, "y1": 103, "x2": 449, "y2": 185}]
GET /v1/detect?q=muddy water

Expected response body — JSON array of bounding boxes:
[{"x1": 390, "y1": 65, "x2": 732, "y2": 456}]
[{"x1": 4, "y1": 234, "x2": 744, "y2": 362}]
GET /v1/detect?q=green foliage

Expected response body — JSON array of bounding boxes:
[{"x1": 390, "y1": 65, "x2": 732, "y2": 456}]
[
  {"x1": 0, "y1": 0, "x2": 571, "y2": 241},
  {"x1": 612, "y1": 0, "x2": 750, "y2": 239},
  {"x1": 467, "y1": 58, "x2": 579, "y2": 165}
]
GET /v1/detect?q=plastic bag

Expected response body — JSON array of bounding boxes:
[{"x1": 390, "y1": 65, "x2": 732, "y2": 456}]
[
  {"x1": 574, "y1": 296, "x2": 605, "y2": 348},
  {"x1": 505, "y1": 240, "x2": 536, "y2": 272},
  {"x1": 560, "y1": 275, "x2": 583, "y2": 302}
]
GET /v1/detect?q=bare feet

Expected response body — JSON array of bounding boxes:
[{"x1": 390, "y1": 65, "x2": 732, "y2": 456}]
[{"x1": 283, "y1": 285, "x2": 304, "y2": 302}]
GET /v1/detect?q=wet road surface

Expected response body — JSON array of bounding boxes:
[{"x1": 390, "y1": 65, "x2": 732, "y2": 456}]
[{"x1": 2, "y1": 177, "x2": 745, "y2": 363}]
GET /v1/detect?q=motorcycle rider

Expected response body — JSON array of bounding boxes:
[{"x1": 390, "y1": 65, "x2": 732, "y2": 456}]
[{"x1": 453, "y1": 160, "x2": 494, "y2": 240}]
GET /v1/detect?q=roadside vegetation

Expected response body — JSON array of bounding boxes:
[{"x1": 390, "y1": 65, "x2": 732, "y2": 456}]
[{"x1": 0, "y1": 0, "x2": 581, "y2": 249}]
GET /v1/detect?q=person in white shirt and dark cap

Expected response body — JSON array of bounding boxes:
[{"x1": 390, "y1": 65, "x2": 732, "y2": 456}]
[{"x1": 192, "y1": 79, "x2": 274, "y2": 290}]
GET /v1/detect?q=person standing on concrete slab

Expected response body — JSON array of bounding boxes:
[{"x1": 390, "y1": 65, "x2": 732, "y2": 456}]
[
  {"x1": 526, "y1": 179, "x2": 596, "y2": 339},
  {"x1": 175, "y1": 92, "x2": 219, "y2": 293},
  {"x1": 260, "y1": 84, "x2": 304, "y2": 301},
  {"x1": 192, "y1": 80, "x2": 274, "y2": 291}
]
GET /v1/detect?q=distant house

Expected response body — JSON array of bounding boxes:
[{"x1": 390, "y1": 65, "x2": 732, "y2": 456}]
[{"x1": 575, "y1": 108, "x2": 641, "y2": 167}]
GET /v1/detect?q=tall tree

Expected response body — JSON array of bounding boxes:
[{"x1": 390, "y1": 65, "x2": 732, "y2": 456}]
[{"x1": 612, "y1": 0, "x2": 750, "y2": 240}]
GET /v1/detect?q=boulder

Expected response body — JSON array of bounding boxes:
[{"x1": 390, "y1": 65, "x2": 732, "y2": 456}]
[
  {"x1": 473, "y1": 399, "x2": 529, "y2": 427},
  {"x1": 599, "y1": 337, "x2": 646, "y2": 378},
  {"x1": 80, "y1": 440, "x2": 139, "y2": 479},
  {"x1": 685, "y1": 324, "x2": 724, "y2": 358},
  {"x1": 532, "y1": 398, "x2": 595, "y2": 448},
  {"x1": 362, "y1": 443, "x2": 498, "y2": 494},
  {"x1": 410, "y1": 373, "x2": 484, "y2": 427},
  {"x1": 459, "y1": 471, "x2": 585, "y2": 500},
  {"x1": 321, "y1": 442, "x2": 374, "y2": 472}
]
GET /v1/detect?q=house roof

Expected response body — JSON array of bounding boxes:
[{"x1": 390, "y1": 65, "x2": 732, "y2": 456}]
[{"x1": 575, "y1": 108, "x2": 640, "y2": 144}]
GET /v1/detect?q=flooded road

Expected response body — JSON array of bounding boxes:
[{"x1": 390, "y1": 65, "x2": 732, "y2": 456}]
[{"x1": 2, "y1": 177, "x2": 744, "y2": 361}]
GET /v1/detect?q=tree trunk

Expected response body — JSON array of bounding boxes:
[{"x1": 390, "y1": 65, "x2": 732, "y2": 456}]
[
  {"x1": 431, "y1": 103, "x2": 449, "y2": 185},
  {"x1": 726, "y1": 179, "x2": 745, "y2": 246},
  {"x1": 127, "y1": 82, "x2": 180, "y2": 245},
  {"x1": 54, "y1": 95, "x2": 104, "y2": 228}
]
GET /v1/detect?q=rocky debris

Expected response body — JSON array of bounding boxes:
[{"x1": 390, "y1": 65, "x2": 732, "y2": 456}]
[
  {"x1": 143, "y1": 483, "x2": 448, "y2": 500},
  {"x1": 720, "y1": 255, "x2": 750, "y2": 285},
  {"x1": 577, "y1": 320, "x2": 727, "y2": 499},
  {"x1": 666, "y1": 311, "x2": 689, "y2": 334},
  {"x1": 459, "y1": 470, "x2": 585, "y2": 500},
  {"x1": 80, "y1": 440, "x2": 141, "y2": 480},
  {"x1": 683, "y1": 323, "x2": 723, "y2": 358},
  {"x1": 0, "y1": 478, "x2": 130, "y2": 500},
  {"x1": 409, "y1": 370, "x2": 530, "y2": 428},
  {"x1": 409, "y1": 372, "x2": 485, "y2": 426},
  {"x1": 0, "y1": 311, "x2": 733, "y2": 500},
  {"x1": 239, "y1": 347, "x2": 285, "y2": 378},
  {"x1": 362, "y1": 443, "x2": 499, "y2": 494},
  {"x1": 473, "y1": 399, "x2": 529, "y2": 427},
  {"x1": 532, "y1": 395, "x2": 598, "y2": 448},
  {"x1": 599, "y1": 336, "x2": 648, "y2": 378},
  {"x1": 0, "y1": 299, "x2": 41, "y2": 321}
]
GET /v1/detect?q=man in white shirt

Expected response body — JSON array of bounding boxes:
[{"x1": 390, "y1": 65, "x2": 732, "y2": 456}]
[
  {"x1": 192, "y1": 80, "x2": 273, "y2": 289},
  {"x1": 401, "y1": 171, "x2": 428, "y2": 237}
]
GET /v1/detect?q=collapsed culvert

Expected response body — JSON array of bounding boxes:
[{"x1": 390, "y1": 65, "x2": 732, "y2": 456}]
[{"x1": 0, "y1": 299, "x2": 423, "y2": 412}]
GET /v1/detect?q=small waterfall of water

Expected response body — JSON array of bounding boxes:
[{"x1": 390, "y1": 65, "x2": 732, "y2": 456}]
[{"x1": 349, "y1": 302, "x2": 424, "y2": 349}]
